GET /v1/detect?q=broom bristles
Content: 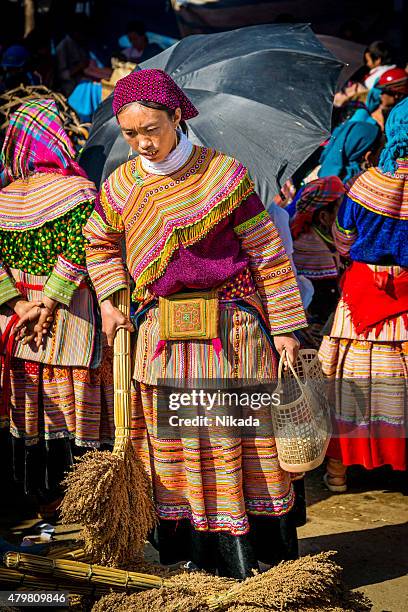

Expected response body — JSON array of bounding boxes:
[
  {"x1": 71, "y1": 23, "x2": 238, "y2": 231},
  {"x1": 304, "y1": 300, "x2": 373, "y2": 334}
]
[
  {"x1": 91, "y1": 553, "x2": 372, "y2": 612},
  {"x1": 60, "y1": 287, "x2": 157, "y2": 567},
  {"x1": 60, "y1": 440, "x2": 156, "y2": 567}
]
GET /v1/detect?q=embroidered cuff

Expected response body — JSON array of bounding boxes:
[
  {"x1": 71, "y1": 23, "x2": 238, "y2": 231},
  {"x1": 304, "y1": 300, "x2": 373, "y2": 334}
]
[
  {"x1": 0, "y1": 276, "x2": 21, "y2": 306},
  {"x1": 44, "y1": 273, "x2": 79, "y2": 306},
  {"x1": 88, "y1": 264, "x2": 129, "y2": 303},
  {"x1": 43, "y1": 256, "x2": 88, "y2": 305},
  {"x1": 54, "y1": 255, "x2": 87, "y2": 286}
]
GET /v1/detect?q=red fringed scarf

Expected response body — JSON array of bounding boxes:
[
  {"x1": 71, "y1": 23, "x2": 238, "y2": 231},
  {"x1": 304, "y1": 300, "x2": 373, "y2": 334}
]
[{"x1": 341, "y1": 262, "x2": 408, "y2": 337}]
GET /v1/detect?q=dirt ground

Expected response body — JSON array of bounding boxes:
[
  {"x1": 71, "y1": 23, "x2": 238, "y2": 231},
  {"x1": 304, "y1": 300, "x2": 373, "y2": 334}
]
[
  {"x1": 1, "y1": 463, "x2": 407, "y2": 611},
  {"x1": 299, "y1": 465, "x2": 408, "y2": 612}
]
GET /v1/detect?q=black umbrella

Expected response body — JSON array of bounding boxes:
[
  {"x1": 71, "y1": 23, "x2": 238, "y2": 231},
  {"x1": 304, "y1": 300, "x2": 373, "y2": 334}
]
[
  {"x1": 80, "y1": 23, "x2": 342, "y2": 205},
  {"x1": 317, "y1": 35, "x2": 365, "y2": 87}
]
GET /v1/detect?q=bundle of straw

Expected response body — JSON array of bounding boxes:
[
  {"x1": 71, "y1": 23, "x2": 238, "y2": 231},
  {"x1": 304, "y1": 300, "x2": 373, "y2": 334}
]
[
  {"x1": 205, "y1": 552, "x2": 372, "y2": 611},
  {"x1": 60, "y1": 287, "x2": 156, "y2": 567},
  {"x1": 91, "y1": 553, "x2": 372, "y2": 612},
  {"x1": 4, "y1": 552, "x2": 170, "y2": 592}
]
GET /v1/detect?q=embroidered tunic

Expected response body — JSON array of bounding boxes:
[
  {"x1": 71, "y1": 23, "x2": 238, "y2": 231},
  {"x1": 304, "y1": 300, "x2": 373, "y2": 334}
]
[
  {"x1": 84, "y1": 146, "x2": 307, "y2": 336},
  {"x1": 0, "y1": 172, "x2": 100, "y2": 368},
  {"x1": 0, "y1": 173, "x2": 96, "y2": 307},
  {"x1": 292, "y1": 229, "x2": 339, "y2": 280},
  {"x1": 334, "y1": 165, "x2": 408, "y2": 267},
  {"x1": 85, "y1": 142, "x2": 307, "y2": 532}
]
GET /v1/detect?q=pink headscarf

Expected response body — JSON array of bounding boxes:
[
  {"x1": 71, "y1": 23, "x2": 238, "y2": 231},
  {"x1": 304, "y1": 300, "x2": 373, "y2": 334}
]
[{"x1": 112, "y1": 68, "x2": 199, "y2": 120}]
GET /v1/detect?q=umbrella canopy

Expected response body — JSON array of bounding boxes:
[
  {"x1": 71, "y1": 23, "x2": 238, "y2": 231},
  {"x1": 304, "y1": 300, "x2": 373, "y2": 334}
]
[
  {"x1": 317, "y1": 35, "x2": 365, "y2": 88},
  {"x1": 79, "y1": 23, "x2": 342, "y2": 205}
]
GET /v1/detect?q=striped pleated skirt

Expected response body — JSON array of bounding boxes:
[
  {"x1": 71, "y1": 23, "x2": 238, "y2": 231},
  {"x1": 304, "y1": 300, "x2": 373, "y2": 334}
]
[
  {"x1": 0, "y1": 349, "x2": 114, "y2": 503},
  {"x1": 3, "y1": 350, "x2": 114, "y2": 448},
  {"x1": 130, "y1": 302, "x2": 294, "y2": 536},
  {"x1": 319, "y1": 299, "x2": 408, "y2": 471}
]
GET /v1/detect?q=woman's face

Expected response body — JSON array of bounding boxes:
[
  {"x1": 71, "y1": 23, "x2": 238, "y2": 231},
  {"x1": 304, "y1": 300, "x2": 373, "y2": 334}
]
[
  {"x1": 317, "y1": 199, "x2": 342, "y2": 233},
  {"x1": 365, "y1": 52, "x2": 380, "y2": 70},
  {"x1": 118, "y1": 103, "x2": 181, "y2": 163},
  {"x1": 380, "y1": 90, "x2": 402, "y2": 109}
]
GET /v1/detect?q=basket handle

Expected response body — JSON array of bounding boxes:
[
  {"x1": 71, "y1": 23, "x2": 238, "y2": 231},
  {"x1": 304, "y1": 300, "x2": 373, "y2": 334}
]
[{"x1": 277, "y1": 349, "x2": 303, "y2": 388}]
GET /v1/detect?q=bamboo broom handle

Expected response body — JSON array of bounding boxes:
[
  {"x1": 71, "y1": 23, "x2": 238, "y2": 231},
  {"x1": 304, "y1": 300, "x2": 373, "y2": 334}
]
[{"x1": 112, "y1": 286, "x2": 132, "y2": 455}]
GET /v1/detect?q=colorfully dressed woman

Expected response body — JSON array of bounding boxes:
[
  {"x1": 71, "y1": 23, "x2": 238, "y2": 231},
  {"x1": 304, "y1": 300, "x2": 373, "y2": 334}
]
[
  {"x1": 290, "y1": 177, "x2": 345, "y2": 346},
  {"x1": 0, "y1": 100, "x2": 113, "y2": 515},
  {"x1": 83, "y1": 69, "x2": 308, "y2": 578},
  {"x1": 319, "y1": 98, "x2": 408, "y2": 492}
]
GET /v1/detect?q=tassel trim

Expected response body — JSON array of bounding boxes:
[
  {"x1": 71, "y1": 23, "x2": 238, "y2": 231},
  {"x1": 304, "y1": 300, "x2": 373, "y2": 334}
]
[
  {"x1": 133, "y1": 175, "x2": 254, "y2": 301},
  {"x1": 151, "y1": 339, "x2": 167, "y2": 361}
]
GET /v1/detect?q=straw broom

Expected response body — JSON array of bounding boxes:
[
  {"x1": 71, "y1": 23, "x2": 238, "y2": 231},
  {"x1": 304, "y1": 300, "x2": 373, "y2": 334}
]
[
  {"x1": 60, "y1": 287, "x2": 156, "y2": 567},
  {"x1": 90, "y1": 553, "x2": 372, "y2": 612}
]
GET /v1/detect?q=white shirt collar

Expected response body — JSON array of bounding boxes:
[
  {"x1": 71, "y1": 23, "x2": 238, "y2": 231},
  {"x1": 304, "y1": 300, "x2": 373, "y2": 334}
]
[{"x1": 140, "y1": 130, "x2": 193, "y2": 175}]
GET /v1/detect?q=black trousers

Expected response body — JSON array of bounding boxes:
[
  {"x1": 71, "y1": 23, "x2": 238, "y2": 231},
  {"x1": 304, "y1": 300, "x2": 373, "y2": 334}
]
[{"x1": 11, "y1": 436, "x2": 112, "y2": 505}]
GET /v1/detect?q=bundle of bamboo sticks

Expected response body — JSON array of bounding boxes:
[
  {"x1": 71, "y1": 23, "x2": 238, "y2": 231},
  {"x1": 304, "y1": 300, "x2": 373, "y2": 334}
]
[
  {"x1": 112, "y1": 287, "x2": 132, "y2": 457},
  {"x1": 3, "y1": 552, "x2": 170, "y2": 592},
  {"x1": 47, "y1": 547, "x2": 89, "y2": 562},
  {"x1": 0, "y1": 567, "x2": 107, "y2": 597}
]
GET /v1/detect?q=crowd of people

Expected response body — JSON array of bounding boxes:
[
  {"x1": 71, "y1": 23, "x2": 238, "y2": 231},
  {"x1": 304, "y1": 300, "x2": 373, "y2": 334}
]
[
  {"x1": 0, "y1": 31, "x2": 406, "y2": 581},
  {"x1": 0, "y1": 14, "x2": 161, "y2": 122}
]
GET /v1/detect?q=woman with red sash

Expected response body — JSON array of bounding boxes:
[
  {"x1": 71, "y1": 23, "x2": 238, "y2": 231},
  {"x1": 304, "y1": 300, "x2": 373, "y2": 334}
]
[
  {"x1": 0, "y1": 100, "x2": 113, "y2": 517},
  {"x1": 319, "y1": 98, "x2": 408, "y2": 492}
]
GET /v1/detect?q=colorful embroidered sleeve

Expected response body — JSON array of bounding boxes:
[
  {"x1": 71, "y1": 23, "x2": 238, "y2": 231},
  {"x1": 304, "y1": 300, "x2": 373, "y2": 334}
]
[
  {"x1": 0, "y1": 260, "x2": 21, "y2": 306},
  {"x1": 333, "y1": 196, "x2": 358, "y2": 257},
  {"x1": 43, "y1": 201, "x2": 94, "y2": 305},
  {"x1": 233, "y1": 194, "x2": 307, "y2": 334},
  {"x1": 83, "y1": 180, "x2": 128, "y2": 302}
]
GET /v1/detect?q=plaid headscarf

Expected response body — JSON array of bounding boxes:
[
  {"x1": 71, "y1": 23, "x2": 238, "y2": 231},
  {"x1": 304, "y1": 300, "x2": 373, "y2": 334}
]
[
  {"x1": 290, "y1": 176, "x2": 346, "y2": 239},
  {"x1": 0, "y1": 98, "x2": 86, "y2": 188}
]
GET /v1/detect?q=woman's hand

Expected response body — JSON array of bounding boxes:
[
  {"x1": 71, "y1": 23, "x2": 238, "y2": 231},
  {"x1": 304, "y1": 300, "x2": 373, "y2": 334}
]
[
  {"x1": 274, "y1": 333, "x2": 300, "y2": 368},
  {"x1": 11, "y1": 300, "x2": 43, "y2": 343},
  {"x1": 9, "y1": 298, "x2": 42, "y2": 321},
  {"x1": 32, "y1": 306, "x2": 55, "y2": 348},
  {"x1": 100, "y1": 298, "x2": 134, "y2": 346},
  {"x1": 31, "y1": 296, "x2": 58, "y2": 347},
  {"x1": 10, "y1": 298, "x2": 55, "y2": 347}
]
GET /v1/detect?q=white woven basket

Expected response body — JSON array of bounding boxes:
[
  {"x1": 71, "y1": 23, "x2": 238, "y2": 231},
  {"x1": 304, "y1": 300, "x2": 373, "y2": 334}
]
[{"x1": 271, "y1": 349, "x2": 330, "y2": 473}]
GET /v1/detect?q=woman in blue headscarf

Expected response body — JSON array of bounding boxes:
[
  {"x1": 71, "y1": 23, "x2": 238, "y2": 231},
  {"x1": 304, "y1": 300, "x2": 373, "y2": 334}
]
[
  {"x1": 319, "y1": 118, "x2": 381, "y2": 184},
  {"x1": 349, "y1": 87, "x2": 382, "y2": 126},
  {"x1": 319, "y1": 98, "x2": 408, "y2": 492}
]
